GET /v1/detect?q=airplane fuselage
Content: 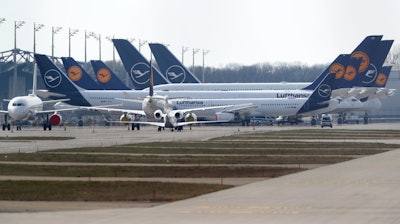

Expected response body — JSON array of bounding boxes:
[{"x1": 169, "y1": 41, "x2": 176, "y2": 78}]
[{"x1": 7, "y1": 95, "x2": 43, "y2": 121}]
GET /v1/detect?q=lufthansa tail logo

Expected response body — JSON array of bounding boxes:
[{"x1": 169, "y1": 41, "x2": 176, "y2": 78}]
[
  {"x1": 318, "y1": 84, "x2": 331, "y2": 98},
  {"x1": 130, "y1": 62, "x2": 150, "y2": 84},
  {"x1": 351, "y1": 51, "x2": 369, "y2": 73},
  {"x1": 44, "y1": 69, "x2": 62, "y2": 88},
  {"x1": 344, "y1": 65, "x2": 357, "y2": 81},
  {"x1": 97, "y1": 68, "x2": 111, "y2": 83},
  {"x1": 68, "y1": 66, "x2": 82, "y2": 82},
  {"x1": 329, "y1": 63, "x2": 345, "y2": 79},
  {"x1": 166, "y1": 65, "x2": 186, "y2": 83},
  {"x1": 376, "y1": 73, "x2": 387, "y2": 86}
]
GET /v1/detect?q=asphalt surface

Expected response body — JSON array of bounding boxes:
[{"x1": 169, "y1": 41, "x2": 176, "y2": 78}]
[{"x1": 1, "y1": 123, "x2": 400, "y2": 223}]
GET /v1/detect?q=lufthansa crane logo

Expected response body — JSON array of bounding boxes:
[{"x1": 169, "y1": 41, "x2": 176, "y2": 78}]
[
  {"x1": 351, "y1": 51, "x2": 369, "y2": 73},
  {"x1": 318, "y1": 84, "x2": 331, "y2": 98},
  {"x1": 376, "y1": 73, "x2": 387, "y2": 86},
  {"x1": 329, "y1": 63, "x2": 345, "y2": 79},
  {"x1": 130, "y1": 62, "x2": 150, "y2": 84},
  {"x1": 97, "y1": 68, "x2": 111, "y2": 83},
  {"x1": 344, "y1": 65, "x2": 357, "y2": 81},
  {"x1": 166, "y1": 65, "x2": 186, "y2": 83},
  {"x1": 67, "y1": 65, "x2": 82, "y2": 82},
  {"x1": 44, "y1": 69, "x2": 62, "y2": 88}
]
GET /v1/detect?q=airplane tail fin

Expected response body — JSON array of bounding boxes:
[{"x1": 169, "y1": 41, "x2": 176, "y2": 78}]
[
  {"x1": 297, "y1": 73, "x2": 335, "y2": 114},
  {"x1": 34, "y1": 54, "x2": 91, "y2": 106},
  {"x1": 302, "y1": 35, "x2": 383, "y2": 91},
  {"x1": 61, "y1": 57, "x2": 101, "y2": 90},
  {"x1": 358, "y1": 40, "x2": 393, "y2": 86},
  {"x1": 112, "y1": 39, "x2": 169, "y2": 89},
  {"x1": 90, "y1": 60, "x2": 130, "y2": 90},
  {"x1": 149, "y1": 43, "x2": 201, "y2": 83}
]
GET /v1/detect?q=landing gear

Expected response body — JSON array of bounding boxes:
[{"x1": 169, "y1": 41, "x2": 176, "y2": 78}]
[
  {"x1": 131, "y1": 123, "x2": 140, "y2": 131},
  {"x1": 2, "y1": 114, "x2": 10, "y2": 131},
  {"x1": 43, "y1": 114, "x2": 52, "y2": 131}
]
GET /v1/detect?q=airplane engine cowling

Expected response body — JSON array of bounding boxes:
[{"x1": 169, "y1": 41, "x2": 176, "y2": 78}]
[
  {"x1": 174, "y1": 111, "x2": 183, "y2": 120},
  {"x1": 215, "y1": 112, "x2": 235, "y2": 121},
  {"x1": 120, "y1": 114, "x2": 131, "y2": 122},
  {"x1": 154, "y1": 110, "x2": 163, "y2": 120},
  {"x1": 185, "y1": 113, "x2": 197, "y2": 122},
  {"x1": 49, "y1": 114, "x2": 62, "y2": 126}
]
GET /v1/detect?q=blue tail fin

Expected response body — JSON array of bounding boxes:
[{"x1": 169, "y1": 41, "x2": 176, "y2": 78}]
[
  {"x1": 302, "y1": 35, "x2": 382, "y2": 91},
  {"x1": 34, "y1": 54, "x2": 91, "y2": 106},
  {"x1": 149, "y1": 43, "x2": 201, "y2": 83},
  {"x1": 357, "y1": 40, "x2": 393, "y2": 86},
  {"x1": 90, "y1": 60, "x2": 130, "y2": 90},
  {"x1": 112, "y1": 39, "x2": 169, "y2": 90},
  {"x1": 61, "y1": 57, "x2": 102, "y2": 90},
  {"x1": 297, "y1": 73, "x2": 335, "y2": 114}
]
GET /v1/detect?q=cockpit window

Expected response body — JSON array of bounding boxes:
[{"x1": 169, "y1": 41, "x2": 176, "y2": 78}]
[{"x1": 12, "y1": 103, "x2": 25, "y2": 106}]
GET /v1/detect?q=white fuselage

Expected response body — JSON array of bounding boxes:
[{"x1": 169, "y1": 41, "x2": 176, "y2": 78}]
[{"x1": 7, "y1": 95, "x2": 43, "y2": 121}]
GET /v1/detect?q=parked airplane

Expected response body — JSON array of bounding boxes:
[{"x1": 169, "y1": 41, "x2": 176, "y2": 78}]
[
  {"x1": 35, "y1": 53, "x2": 337, "y2": 125},
  {"x1": 0, "y1": 64, "x2": 75, "y2": 131},
  {"x1": 90, "y1": 60, "x2": 130, "y2": 90},
  {"x1": 148, "y1": 36, "x2": 383, "y2": 92}
]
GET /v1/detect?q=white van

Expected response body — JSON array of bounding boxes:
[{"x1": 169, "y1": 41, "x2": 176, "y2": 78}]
[{"x1": 321, "y1": 114, "x2": 333, "y2": 128}]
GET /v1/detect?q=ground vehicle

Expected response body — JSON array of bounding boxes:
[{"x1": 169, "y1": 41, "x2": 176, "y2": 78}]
[
  {"x1": 321, "y1": 114, "x2": 333, "y2": 128},
  {"x1": 250, "y1": 117, "x2": 274, "y2": 126},
  {"x1": 276, "y1": 116, "x2": 303, "y2": 126}
]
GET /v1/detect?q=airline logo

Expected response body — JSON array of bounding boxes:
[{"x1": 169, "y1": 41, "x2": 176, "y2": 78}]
[
  {"x1": 351, "y1": 51, "x2": 378, "y2": 85},
  {"x1": 318, "y1": 83, "x2": 331, "y2": 98},
  {"x1": 344, "y1": 65, "x2": 357, "y2": 81},
  {"x1": 376, "y1": 73, "x2": 387, "y2": 86},
  {"x1": 44, "y1": 69, "x2": 62, "y2": 88},
  {"x1": 97, "y1": 68, "x2": 111, "y2": 83},
  {"x1": 130, "y1": 62, "x2": 150, "y2": 84},
  {"x1": 329, "y1": 63, "x2": 345, "y2": 79},
  {"x1": 67, "y1": 66, "x2": 82, "y2": 81},
  {"x1": 351, "y1": 51, "x2": 369, "y2": 72},
  {"x1": 166, "y1": 65, "x2": 186, "y2": 83}
]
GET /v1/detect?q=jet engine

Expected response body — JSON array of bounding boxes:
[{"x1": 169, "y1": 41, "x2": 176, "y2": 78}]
[
  {"x1": 185, "y1": 112, "x2": 197, "y2": 122},
  {"x1": 153, "y1": 110, "x2": 164, "y2": 120},
  {"x1": 120, "y1": 113, "x2": 131, "y2": 122},
  {"x1": 49, "y1": 113, "x2": 63, "y2": 126},
  {"x1": 173, "y1": 111, "x2": 183, "y2": 120}
]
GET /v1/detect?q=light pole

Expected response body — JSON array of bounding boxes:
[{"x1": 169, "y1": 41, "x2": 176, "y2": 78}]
[
  {"x1": 34, "y1": 23, "x2": 44, "y2": 54},
  {"x1": 181, "y1": 46, "x2": 189, "y2": 64},
  {"x1": 51, "y1": 26, "x2": 62, "y2": 62},
  {"x1": 13, "y1": 20, "x2": 25, "y2": 97},
  {"x1": 139, "y1": 39, "x2": 147, "y2": 52},
  {"x1": 68, "y1": 28, "x2": 78, "y2": 57},
  {"x1": 84, "y1": 31, "x2": 96, "y2": 63},
  {"x1": 0, "y1": 18, "x2": 5, "y2": 75},
  {"x1": 106, "y1": 36, "x2": 116, "y2": 67},
  {"x1": 192, "y1": 48, "x2": 200, "y2": 74},
  {"x1": 202, "y1": 49, "x2": 210, "y2": 83}
]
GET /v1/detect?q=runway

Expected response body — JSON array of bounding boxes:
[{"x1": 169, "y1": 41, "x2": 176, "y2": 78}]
[{"x1": 1, "y1": 123, "x2": 400, "y2": 223}]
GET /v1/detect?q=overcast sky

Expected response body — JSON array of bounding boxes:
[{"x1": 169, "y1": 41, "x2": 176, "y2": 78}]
[{"x1": 1, "y1": 0, "x2": 399, "y2": 67}]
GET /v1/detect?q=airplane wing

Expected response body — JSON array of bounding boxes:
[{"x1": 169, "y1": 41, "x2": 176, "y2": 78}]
[
  {"x1": 42, "y1": 98, "x2": 71, "y2": 104},
  {"x1": 80, "y1": 106, "x2": 146, "y2": 116},
  {"x1": 36, "y1": 107, "x2": 81, "y2": 114},
  {"x1": 103, "y1": 118, "x2": 166, "y2": 127},
  {"x1": 0, "y1": 110, "x2": 8, "y2": 114},
  {"x1": 36, "y1": 89, "x2": 67, "y2": 98}
]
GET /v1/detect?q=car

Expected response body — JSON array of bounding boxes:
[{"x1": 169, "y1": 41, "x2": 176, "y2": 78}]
[
  {"x1": 321, "y1": 114, "x2": 333, "y2": 128},
  {"x1": 250, "y1": 117, "x2": 274, "y2": 126}
]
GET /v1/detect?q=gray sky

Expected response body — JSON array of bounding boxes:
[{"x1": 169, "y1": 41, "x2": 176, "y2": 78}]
[{"x1": 0, "y1": 0, "x2": 399, "y2": 67}]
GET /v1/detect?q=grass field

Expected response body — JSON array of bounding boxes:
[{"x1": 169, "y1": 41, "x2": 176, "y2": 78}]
[{"x1": 0, "y1": 129, "x2": 398, "y2": 203}]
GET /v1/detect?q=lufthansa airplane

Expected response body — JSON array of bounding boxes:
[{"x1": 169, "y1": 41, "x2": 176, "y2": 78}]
[{"x1": 0, "y1": 64, "x2": 76, "y2": 131}]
